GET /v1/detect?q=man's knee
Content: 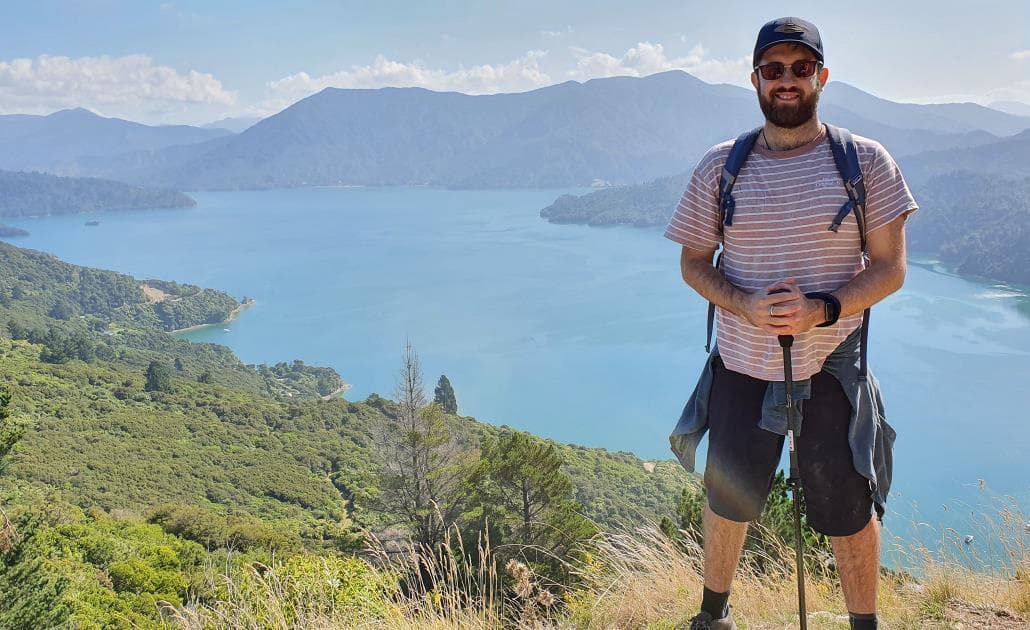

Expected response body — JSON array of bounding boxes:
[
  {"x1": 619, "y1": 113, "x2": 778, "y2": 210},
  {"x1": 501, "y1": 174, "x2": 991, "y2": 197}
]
[
  {"x1": 704, "y1": 464, "x2": 774, "y2": 524},
  {"x1": 808, "y1": 493, "x2": 874, "y2": 537},
  {"x1": 830, "y1": 515, "x2": 878, "y2": 544},
  {"x1": 705, "y1": 500, "x2": 753, "y2": 528}
]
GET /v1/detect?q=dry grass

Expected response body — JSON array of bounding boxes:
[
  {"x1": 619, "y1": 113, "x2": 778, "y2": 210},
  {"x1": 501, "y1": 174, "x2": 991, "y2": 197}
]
[
  {"x1": 561, "y1": 521, "x2": 845, "y2": 629},
  {"x1": 161, "y1": 501, "x2": 1029, "y2": 629}
]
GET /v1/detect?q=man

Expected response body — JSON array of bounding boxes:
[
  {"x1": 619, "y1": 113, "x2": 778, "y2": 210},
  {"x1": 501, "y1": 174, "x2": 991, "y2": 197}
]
[{"x1": 664, "y1": 17, "x2": 918, "y2": 630}]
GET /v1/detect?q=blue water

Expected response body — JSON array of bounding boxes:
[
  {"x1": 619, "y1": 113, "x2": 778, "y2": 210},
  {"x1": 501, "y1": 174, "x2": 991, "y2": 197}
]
[{"x1": 8, "y1": 187, "x2": 1030, "y2": 558}]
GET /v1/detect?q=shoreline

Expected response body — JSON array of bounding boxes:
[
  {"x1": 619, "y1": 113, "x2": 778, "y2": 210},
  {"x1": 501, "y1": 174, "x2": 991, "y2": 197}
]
[
  {"x1": 320, "y1": 383, "x2": 352, "y2": 401},
  {"x1": 170, "y1": 298, "x2": 256, "y2": 334}
]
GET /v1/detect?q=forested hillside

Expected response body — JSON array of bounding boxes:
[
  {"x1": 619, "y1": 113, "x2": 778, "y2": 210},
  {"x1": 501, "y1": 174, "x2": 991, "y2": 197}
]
[
  {"x1": 0, "y1": 242, "x2": 697, "y2": 626},
  {"x1": 906, "y1": 172, "x2": 1030, "y2": 283},
  {"x1": 0, "y1": 170, "x2": 195, "y2": 218}
]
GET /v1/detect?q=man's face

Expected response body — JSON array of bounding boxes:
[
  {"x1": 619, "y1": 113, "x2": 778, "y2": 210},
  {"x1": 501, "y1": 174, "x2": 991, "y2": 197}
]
[{"x1": 750, "y1": 43, "x2": 829, "y2": 128}]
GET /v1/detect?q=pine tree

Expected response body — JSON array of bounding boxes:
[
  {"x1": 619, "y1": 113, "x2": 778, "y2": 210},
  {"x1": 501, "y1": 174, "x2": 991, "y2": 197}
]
[
  {"x1": 145, "y1": 361, "x2": 173, "y2": 393},
  {"x1": 433, "y1": 375, "x2": 458, "y2": 415},
  {"x1": 0, "y1": 388, "x2": 24, "y2": 474},
  {"x1": 468, "y1": 430, "x2": 597, "y2": 580},
  {"x1": 0, "y1": 387, "x2": 25, "y2": 553}
]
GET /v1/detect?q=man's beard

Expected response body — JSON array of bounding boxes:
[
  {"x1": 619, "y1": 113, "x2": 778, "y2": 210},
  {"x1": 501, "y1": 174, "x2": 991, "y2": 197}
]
[{"x1": 758, "y1": 87, "x2": 820, "y2": 128}]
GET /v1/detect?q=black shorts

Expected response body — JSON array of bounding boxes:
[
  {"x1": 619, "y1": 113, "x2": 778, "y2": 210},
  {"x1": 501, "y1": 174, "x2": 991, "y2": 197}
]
[{"x1": 704, "y1": 356, "x2": 874, "y2": 537}]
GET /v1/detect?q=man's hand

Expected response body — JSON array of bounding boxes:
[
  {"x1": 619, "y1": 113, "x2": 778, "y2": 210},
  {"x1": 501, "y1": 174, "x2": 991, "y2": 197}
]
[{"x1": 742, "y1": 278, "x2": 824, "y2": 336}]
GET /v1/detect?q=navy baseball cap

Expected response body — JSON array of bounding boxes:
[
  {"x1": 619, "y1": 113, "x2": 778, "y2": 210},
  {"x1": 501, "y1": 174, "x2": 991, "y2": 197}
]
[{"x1": 753, "y1": 17, "x2": 824, "y2": 66}]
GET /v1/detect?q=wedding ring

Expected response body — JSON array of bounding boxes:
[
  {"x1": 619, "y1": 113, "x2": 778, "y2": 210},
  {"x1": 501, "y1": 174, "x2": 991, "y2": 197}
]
[{"x1": 769, "y1": 305, "x2": 775, "y2": 316}]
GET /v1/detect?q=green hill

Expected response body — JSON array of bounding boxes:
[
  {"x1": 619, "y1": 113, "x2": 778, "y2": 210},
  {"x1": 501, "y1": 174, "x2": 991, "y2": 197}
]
[
  {"x1": 0, "y1": 241, "x2": 695, "y2": 626},
  {"x1": 906, "y1": 172, "x2": 1030, "y2": 284},
  {"x1": 0, "y1": 243, "x2": 688, "y2": 532},
  {"x1": 0, "y1": 169, "x2": 195, "y2": 218}
]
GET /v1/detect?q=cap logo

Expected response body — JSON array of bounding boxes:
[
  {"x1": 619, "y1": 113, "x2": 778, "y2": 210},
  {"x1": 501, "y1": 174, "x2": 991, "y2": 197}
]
[{"x1": 775, "y1": 22, "x2": 806, "y2": 34}]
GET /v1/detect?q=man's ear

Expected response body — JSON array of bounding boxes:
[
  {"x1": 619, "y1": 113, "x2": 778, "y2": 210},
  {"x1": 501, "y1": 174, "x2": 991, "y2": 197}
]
[
  {"x1": 818, "y1": 66, "x2": 830, "y2": 89},
  {"x1": 750, "y1": 71, "x2": 759, "y2": 90}
]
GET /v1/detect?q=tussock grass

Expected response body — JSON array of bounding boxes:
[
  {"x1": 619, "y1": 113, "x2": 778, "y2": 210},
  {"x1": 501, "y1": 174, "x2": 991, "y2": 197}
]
[{"x1": 163, "y1": 500, "x2": 1029, "y2": 629}]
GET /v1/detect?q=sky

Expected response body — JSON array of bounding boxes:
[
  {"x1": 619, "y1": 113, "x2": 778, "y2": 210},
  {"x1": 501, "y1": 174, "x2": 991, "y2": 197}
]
[{"x1": 2, "y1": 0, "x2": 1029, "y2": 126}]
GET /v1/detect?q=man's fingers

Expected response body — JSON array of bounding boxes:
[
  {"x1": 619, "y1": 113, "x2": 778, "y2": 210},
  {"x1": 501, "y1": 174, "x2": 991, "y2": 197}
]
[
  {"x1": 766, "y1": 277, "x2": 798, "y2": 291},
  {"x1": 761, "y1": 291, "x2": 802, "y2": 306},
  {"x1": 770, "y1": 298, "x2": 803, "y2": 315}
]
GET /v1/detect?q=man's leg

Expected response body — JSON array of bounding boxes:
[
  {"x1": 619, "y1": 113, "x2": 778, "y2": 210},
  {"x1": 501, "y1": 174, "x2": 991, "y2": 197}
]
[
  {"x1": 697, "y1": 357, "x2": 783, "y2": 623},
  {"x1": 702, "y1": 504, "x2": 749, "y2": 593},
  {"x1": 798, "y1": 370, "x2": 881, "y2": 628},
  {"x1": 831, "y1": 516, "x2": 879, "y2": 614}
]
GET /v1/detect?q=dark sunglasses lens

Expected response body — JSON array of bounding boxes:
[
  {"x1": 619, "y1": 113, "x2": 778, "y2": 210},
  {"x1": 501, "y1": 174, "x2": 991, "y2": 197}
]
[
  {"x1": 759, "y1": 63, "x2": 784, "y2": 81},
  {"x1": 793, "y1": 60, "x2": 818, "y2": 78}
]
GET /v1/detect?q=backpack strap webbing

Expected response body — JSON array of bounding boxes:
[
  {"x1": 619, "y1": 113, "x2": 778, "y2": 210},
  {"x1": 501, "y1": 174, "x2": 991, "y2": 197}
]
[
  {"x1": 825, "y1": 124, "x2": 871, "y2": 381},
  {"x1": 717, "y1": 127, "x2": 763, "y2": 229},
  {"x1": 706, "y1": 127, "x2": 762, "y2": 352}
]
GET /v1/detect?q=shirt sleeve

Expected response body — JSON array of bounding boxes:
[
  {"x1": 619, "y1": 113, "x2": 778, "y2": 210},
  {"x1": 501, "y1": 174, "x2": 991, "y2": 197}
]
[
  {"x1": 663, "y1": 147, "x2": 724, "y2": 250},
  {"x1": 862, "y1": 142, "x2": 919, "y2": 234}
]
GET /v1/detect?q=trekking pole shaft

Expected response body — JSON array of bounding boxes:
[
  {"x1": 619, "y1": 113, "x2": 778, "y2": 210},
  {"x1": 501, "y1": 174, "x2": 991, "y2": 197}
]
[
  {"x1": 793, "y1": 491, "x2": 808, "y2": 630},
  {"x1": 779, "y1": 335, "x2": 807, "y2": 629}
]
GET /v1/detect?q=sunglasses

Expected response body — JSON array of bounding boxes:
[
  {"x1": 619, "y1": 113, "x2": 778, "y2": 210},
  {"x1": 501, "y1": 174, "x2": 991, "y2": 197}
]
[{"x1": 754, "y1": 60, "x2": 821, "y2": 81}]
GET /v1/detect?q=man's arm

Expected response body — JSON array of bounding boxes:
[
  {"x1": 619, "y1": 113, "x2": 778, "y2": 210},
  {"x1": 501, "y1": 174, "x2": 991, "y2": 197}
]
[
  {"x1": 679, "y1": 245, "x2": 804, "y2": 335},
  {"x1": 679, "y1": 245, "x2": 745, "y2": 313},
  {"x1": 833, "y1": 214, "x2": 908, "y2": 317},
  {"x1": 768, "y1": 214, "x2": 910, "y2": 334}
]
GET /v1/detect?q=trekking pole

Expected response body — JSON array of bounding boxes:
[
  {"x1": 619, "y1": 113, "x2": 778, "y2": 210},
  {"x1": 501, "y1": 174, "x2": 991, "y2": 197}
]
[{"x1": 779, "y1": 333, "x2": 808, "y2": 630}]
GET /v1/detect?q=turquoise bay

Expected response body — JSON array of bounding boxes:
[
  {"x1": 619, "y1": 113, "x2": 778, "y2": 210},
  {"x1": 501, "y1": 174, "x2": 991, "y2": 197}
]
[{"x1": 10, "y1": 187, "x2": 1030, "y2": 551}]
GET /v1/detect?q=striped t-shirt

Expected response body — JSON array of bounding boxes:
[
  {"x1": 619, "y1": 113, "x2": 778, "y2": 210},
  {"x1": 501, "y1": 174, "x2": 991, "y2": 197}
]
[{"x1": 664, "y1": 127, "x2": 919, "y2": 382}]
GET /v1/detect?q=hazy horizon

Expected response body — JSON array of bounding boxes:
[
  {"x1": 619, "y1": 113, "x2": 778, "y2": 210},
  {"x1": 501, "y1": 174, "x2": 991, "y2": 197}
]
[{"x1": 2, "y1": 1, "x2": 1028, "y2": 125}]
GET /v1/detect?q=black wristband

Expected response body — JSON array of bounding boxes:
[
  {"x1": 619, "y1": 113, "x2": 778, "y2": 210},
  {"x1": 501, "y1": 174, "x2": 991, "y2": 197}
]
[{"x1": 805, "y1": 291, "x2": 841, "y2": 327}]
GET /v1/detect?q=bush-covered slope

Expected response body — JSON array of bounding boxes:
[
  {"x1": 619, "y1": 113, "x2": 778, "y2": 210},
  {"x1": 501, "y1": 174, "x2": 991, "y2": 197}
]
[{"x1": 0, "y1": 170, "x2": 195, "y2": 218}]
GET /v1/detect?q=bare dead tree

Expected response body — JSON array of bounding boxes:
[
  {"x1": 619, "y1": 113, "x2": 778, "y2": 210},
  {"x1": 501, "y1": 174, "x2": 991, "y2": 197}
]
[{"x1": 370, "y1": 341, "x2": 476, "y2": 552}]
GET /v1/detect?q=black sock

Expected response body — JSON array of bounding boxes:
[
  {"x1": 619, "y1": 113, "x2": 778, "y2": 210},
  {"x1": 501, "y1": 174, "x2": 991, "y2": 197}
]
[
  {"x1": 701, "y1": 586, "x2": 729, "y2": 619},
  {"x1": 849, "y1": 612, "x2": 877, "y2": 629}
]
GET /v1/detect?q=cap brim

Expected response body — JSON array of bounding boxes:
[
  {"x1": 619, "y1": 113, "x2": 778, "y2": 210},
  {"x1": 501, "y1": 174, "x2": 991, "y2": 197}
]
[{"x1": 754, "y1": 40, "x2": 823, "y2": 63}]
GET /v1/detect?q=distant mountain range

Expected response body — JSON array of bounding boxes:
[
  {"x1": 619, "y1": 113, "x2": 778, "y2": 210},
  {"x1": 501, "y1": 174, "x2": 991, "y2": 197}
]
[
  {"x1": 3, "y1": 71, "x2": 1027, "y2": 191},
  {"x1": 989, "y1": 100, "x2": 1030, "y2": 117},
  {"x1": 820, "y1": 84, "x2": 1030, "y2": 136},
  {"x1": 901, "y1": 128, "x2": 1030, "y2": 183},
  {"x1": 0, "y1": 108, "x2": 231, "y2": 176},
  {"x1": 201, "y1": 116, "x2": 263, "y2": 133}
]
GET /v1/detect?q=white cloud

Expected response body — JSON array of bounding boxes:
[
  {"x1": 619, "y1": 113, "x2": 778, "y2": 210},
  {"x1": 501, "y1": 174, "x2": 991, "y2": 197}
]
[
  {"x1": 566, "y1": 41, "x2": 752, "y2": 86},
  {"x1": 265, "y1": 50, "x2": 552, "y2": 105},
  {"x1": 0, "y1": 54, "x2": 236, "y2": 122},
  {"x1": 1010, "y1": 50, "x2": 1030, "y2": 61},
  {"x1": 983, "y1": 80, "x2": 1030, "y2": 105},
  {"x1": 540, "y1": 26, "x2": 573, "y2": 38}
]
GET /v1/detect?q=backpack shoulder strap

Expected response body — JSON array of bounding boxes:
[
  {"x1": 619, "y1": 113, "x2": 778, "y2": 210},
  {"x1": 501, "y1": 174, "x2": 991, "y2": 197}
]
[
  {"x1": 717, "y1": 127, "x2": 763, "y2": 228},
  {"x1": 824, "y1": 123, "x2": 868, "y2": 252},
  {"x1": 707, "y1": 127, "x2": 761, "y2": 352},
  {"x1": 825, "y1": 123, "x2": 872, "y2": 381}
]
